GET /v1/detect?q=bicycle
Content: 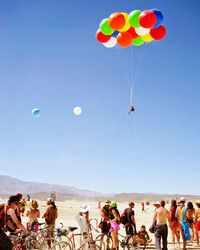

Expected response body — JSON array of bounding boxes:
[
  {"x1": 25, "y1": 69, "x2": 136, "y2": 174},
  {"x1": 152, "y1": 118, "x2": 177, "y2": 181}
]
[
  {"x1": 51, "y1": 221, "x2": 105, "y2": 250},
  {"x1": 9, "y1": 230, "x2": 42, "y2": 250},
  {"x1": 95, "y1": 230, "x2": 146, "y2": 250}
]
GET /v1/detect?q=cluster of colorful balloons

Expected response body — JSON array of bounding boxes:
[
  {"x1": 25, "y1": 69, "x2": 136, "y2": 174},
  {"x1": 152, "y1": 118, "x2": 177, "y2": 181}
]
[{"x1": 96, "y1": 9, "x2": 167, "y2": 48}]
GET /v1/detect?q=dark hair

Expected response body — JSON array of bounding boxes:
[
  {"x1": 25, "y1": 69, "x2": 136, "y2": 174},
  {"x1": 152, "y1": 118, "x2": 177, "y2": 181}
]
[
  {"x1": 51, "y1": 201, "x2": 57, "y2": 209},
  {"x1": 196, "y1": 203, "x2": 200, "y2": 208},
  {"x1": 171, "y1": 200, "x2": 177, "y2": 208},
  {"x1": 8, "y1": 195, "x2": 20, "y2": 205},
  {"x1": 160, "y1": 200, "x2": 165, "y2": 207},
  {"x1": 16, "y1": 193, "x2": 22, "y2": 199},
  {"x1": 141, "y1": 225, "x2": 146, "y2": 229},
  {"x1": 187, "y1": 202, "x2": 194, "y2": 210}
]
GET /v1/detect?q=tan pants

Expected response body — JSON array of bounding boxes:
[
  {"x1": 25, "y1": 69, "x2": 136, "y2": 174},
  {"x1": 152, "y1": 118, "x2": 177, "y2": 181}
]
[{"x1": 111, "y1": 230, "x2": 119, "y2": 249}]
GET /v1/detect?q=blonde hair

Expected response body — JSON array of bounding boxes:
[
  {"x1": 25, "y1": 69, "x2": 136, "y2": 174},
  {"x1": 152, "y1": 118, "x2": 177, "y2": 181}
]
[{"x1": 30, "y1": 200, "x2": 39, "y2": 210}]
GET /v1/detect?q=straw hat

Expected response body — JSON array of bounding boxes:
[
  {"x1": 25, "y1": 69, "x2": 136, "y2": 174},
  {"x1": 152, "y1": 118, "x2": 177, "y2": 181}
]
[
  {"x1": 104, "y1": 200, "x2": 110, "y2": 205},
  {"x1": 153, "y1": 201, "x2": 160, "y2": 206},
  {"x1": 80, "y1": 204, "x2": 90, "y2": 213}
]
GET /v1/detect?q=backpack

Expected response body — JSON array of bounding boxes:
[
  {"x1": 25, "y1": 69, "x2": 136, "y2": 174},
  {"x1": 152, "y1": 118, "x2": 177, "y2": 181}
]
[
  {"x1": 0, "y1": 204, "x2": 7, "y2": 229},
  {"x1": 120, "y1": 209, "x2": 128, "y2": 225}
]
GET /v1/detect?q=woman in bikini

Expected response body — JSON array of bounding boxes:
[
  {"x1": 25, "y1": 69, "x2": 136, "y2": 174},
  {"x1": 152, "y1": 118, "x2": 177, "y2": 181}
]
[
  {"x1": 26, "y1": 200, "x2": 40, "y2": 231},
  {"x1": 186, "y1": 202, "x2": 195, "y2": 241},
  {"x1": 169, "y1": 200, "x2": 180, "y2": 249}
]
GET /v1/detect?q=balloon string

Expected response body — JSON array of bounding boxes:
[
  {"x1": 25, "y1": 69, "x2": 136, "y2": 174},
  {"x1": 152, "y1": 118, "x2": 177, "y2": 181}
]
[
  {"x1": 130, "y1": 88, "x2": 133, "y2": 105},
  {"x1": 129, "y1": 44, "x2": 147, "y2": 105}
]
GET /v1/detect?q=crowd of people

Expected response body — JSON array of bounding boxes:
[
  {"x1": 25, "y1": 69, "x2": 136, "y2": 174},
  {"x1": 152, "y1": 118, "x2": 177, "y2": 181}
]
[
  {"x1": 96, "y1": 198, "x2": 200, "y2": 250},
  {"x1": 0, "y1": 194, "x2": 200, "y2": 250},
  {"x1": 0, "y1": 194, "x2": 58, "y2": 250}
]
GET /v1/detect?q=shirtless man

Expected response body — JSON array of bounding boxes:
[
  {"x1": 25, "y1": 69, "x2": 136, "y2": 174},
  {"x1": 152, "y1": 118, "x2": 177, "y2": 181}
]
[
  {"x1": 100, "y1": 200, "x2": 110, "y2": 234},
  {"x1": 152, "y1": 200, "x2": 170, "y2": 250}
]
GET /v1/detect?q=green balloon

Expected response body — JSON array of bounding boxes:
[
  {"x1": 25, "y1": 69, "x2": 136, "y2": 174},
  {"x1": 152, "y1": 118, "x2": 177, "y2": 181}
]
[
  {"x1": 132, "y1": 37, "x2": 144, "y2": 46},
  {"x1": 129, "y1": 10, "x2": 141, "y2": 28},
  {"x1": 99, "y1": 18, "x2": 114, "y2": 35}
]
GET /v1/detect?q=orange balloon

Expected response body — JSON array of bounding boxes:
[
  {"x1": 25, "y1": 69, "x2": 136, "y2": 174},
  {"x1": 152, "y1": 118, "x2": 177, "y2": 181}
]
[
  {"x1": 117, "y1": 32, "x2": 133, "y2": 48},
  {"x1": 109, "y1": 12, "x2": 126, "y2": 30}
]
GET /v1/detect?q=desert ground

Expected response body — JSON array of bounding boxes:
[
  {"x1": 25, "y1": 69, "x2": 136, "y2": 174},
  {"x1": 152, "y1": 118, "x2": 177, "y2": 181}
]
[{"x1": 0, "y1": 198, "x2": 199, "y2": 249}]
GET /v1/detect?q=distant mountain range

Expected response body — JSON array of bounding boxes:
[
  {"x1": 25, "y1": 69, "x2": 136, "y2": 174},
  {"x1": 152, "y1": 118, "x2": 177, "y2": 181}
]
[
  {"x1": 0, "y1": 175, "x2": 106, "y2": 198},
  {"x1": 0, "y1": 175, "x2": 199, "y2": 201}
]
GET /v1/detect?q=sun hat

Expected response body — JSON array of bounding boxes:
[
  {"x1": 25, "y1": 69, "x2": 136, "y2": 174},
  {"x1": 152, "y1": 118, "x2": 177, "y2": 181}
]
[
  {"x1": 180, "y1": 197, "x2": 186, "y2": 202},
  {"x1": 80, "y1": 204, "x2": 91, "y2": 213},
  {"x1": 105, "y1": 200, "x2": 110, "y2": 205},
  {"x1": 110, "y1": 201, "x2": 117, "y2": 208},
  {"x1": 153, "y1": 201, "x2": 160, "y2": 206}
]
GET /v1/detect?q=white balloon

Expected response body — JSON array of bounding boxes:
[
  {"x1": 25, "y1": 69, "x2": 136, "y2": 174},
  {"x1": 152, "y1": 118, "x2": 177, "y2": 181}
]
[
  {"x1": 103, "y1": 37, "x2": 117, "y2": 48},
  {"x1": 135, "y1": 27, "x2": 150, "y2": 36},
  {"x1": 73, "y1": 106, "x2": 82, "y2": 116}
]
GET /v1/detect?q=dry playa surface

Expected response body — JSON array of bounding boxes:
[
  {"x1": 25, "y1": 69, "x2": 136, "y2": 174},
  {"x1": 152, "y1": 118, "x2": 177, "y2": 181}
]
[{"x1": 0, "y1": 198, "x2": 198, "y2": 249}]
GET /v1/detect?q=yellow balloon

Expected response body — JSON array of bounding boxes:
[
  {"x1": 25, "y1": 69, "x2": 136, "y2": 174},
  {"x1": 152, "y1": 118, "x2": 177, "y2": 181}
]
[
  {"x1": 141, "y1": 33, "x2": 154, "y2": 42},
  {"x1": 119, "y1": 12, "x2": 130, "y2": 32}
]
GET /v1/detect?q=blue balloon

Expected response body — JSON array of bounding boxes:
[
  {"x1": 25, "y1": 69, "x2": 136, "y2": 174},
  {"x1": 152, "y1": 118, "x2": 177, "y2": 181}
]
[
  {"x1": 151, "y1": 9, "x2": 163, "y2": 28},
  {"x1": 32, "y1": 108, "x2": 40, "y2": 117},
  {"x1": 112, "y1": 30, "x2": 119, "y2": 38}
]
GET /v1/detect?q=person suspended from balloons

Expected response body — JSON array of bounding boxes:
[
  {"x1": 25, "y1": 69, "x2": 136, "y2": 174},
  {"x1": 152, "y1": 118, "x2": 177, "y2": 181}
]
[
  {"x1": 96, "y1": 8, "x2": 167, "y2": 115},
  {"x1": 128, "y1": 105, "x2": 135, "y2": 114}
]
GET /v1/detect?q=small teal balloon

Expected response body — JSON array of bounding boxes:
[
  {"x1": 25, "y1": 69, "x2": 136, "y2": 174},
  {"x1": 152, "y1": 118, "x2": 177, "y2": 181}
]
[{"x1": 32, "y1": 108, "x2": 41, "y2": 117}]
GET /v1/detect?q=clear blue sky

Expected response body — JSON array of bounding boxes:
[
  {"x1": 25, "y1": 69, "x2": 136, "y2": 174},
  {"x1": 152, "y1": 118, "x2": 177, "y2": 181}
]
[{"x1": 0, "y1": 0, "x2": 199, "y2": 195}]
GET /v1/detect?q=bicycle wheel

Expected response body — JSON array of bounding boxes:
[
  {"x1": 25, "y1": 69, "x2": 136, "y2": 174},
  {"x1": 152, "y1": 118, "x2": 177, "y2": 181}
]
[
  {"x1": 50, "y1": 241, "x2": 71, "y2": 250},
  {"x1": 95, "y1": 233, "x2": 112, "y2": 250},
  {"x1": 25, "y1": 238, "x2": 41, "y2": 249},
  {"x1": 40, "y1": 237, "x2": 58, "y2": 249},
  {"x1": 12, "y1": 244, "x2": 25, "y2": 250},
  {"x1": 81, "y1": 241, "x2": 104, "y2": 250},
  {"x1": 126, "y1": 235, "x2": 140, "y2": 250},
  {"x1": 93, "y1": 239, "x2": 105, "y2": 250}
]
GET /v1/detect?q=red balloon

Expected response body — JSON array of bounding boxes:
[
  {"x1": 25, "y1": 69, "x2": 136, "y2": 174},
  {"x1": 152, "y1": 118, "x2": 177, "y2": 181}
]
[
  {"x1": 117, "y1": 32, "x2": 133, "y2": 48},
  {"x1": 139, "y1": 10, "x2": 157, "y2": 28},
  {"x1": 96, "y1": 29, "x2": 112, "y2": 43},
  {"x1": 127, "y1": 27, "x2": 139, "y2": 39},
  {"x1": 109, "y1": 12, "x2": 125, "y2": 30},
  {"x1": 150, "y1": 25, "x2": 167, "y2": 40}
]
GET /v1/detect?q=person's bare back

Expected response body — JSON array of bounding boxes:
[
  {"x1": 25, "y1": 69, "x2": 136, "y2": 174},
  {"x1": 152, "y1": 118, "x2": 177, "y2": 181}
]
[{"x1": 154, "y1": 207, "x2": 169, "y2": 225}]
